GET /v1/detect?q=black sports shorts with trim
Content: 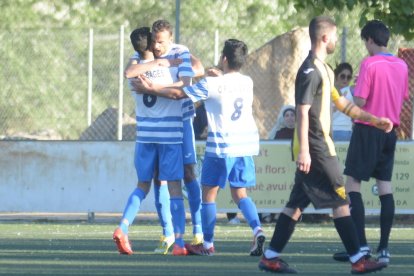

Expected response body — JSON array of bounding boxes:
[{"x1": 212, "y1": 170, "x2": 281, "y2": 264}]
[
  {"x1": 344, "y1": 123, "x2": 396, "y2": 182},
  {"x1": 286, "y1": 155, "x2": 349, "y2": 210}
]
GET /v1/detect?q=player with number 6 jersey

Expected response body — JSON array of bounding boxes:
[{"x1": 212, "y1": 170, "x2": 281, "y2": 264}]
[{"x1": 130, "y1": 53, "x2": 183, "y2": 144}]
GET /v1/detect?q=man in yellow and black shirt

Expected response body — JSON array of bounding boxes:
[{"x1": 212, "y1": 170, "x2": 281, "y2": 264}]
[{"x1": 259, "y1": 16, "x2": 393, "y2": 275}]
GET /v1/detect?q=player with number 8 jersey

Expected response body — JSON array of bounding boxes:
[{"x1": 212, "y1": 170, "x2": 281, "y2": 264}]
[{"x1": 185, "y1": 73, "x2": 259, "y2": 157}]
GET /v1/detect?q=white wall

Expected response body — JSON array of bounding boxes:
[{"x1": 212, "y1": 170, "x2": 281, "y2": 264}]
[
  {"x1": 0, "y1": 141, "x2": 155, "y2": 212},
  {"x1": 2, "y1": 141, "x2": 414, "y2": 214}
]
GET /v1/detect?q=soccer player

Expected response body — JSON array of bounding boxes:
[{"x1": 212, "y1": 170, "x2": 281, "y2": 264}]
[
  {"x1": 123, "y1": 27, "x2": 176, "y2": 255},
  {"x1": 113, "y1": 21, "x2": 195, "y2": 256},
  {"x1": 333, "y1": 20, "x2": 409, "y2": 264},
  {"x1": 134, "y1": 39, "x2": 266, "y2": 257},
  {"x1": 257, "y1": 16, "x2": 392, "y2": 274}
]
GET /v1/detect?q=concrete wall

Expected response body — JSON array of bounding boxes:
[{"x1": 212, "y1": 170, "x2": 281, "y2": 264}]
[
  {"x1": 0, "y1": 141, "x2": 155, "y2": 213},
  {"x1": 2, "y1": 141, "x2": 414, "y2": 214}
]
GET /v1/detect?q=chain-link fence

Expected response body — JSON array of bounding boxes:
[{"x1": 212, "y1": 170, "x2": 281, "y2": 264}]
[{"x1": 1, "y1": 23, "x2": 414, "y2": 140}]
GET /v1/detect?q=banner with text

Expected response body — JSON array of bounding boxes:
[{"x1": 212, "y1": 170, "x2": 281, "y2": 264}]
[{"x1": 195, "y1": 141, "x2": 414, "y2": 214}]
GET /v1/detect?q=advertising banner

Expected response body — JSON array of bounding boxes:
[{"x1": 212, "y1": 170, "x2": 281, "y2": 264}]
[{"x1": 195, "y1": 141, "x2": 414, "y2": 214}]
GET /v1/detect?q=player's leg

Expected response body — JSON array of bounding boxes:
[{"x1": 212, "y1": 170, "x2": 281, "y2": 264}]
[
  {"x1": 167, "y1": 180, "x2": 188, "y2": 255},
  {"x1": 259, "y1": 168, "x2": 317, "y2": 273},
  {"x1": 113, "y1": 181, "x2": 150, "y2": 255},
  {"x1": 198, "y1": 185, "x2": 219, "y2": 254},
  {"x1": 182, "y1": 120, "x2": 202, "y2": 243},
  {"x1": 333, "y1": 205, "x2": 364, "y2": 261},
  {"x1": 346, "y1": 176, "x2": 369, "y2": 254},
  {"x1": 258, "y1": 206, "x2": 300, "y2": 274},
  {"x1": 232, "y1": 187, "x2": 265, "y2": 256},
  {"x1": 113, "y1": 143, "x2": 156, "y2": 254},
  {"x1": 185, "y1": 156, "x2": 225, "y2": 256},
  {"x1": 320, "y1": 155, "x2": 386, "y2": 274},
  {"x1": 228, "y1": 156, "x2": 264, "y2": 256},
  {"x1": 184, "y1": 165, "x2": 202, "y2": 242},
  {"x1": 336, "y1": 125, "x2": 390, "y2": 261},
  {"x1": 153, "y1": 178, "x2": 174, "y2": 254},
  {"x1": 333, "y1": 205, "x2": 387, "y2": 274},
  {"x1": 118, "y1": 182, "x2": 151, "y2": 234},
  {"x1": 376, "y1": 179, "x2": 393, "y2": 263},
  {"x1": 158, "y1": 144, "x2": 187, "y2": 255},
  {"x1": 373, "y1": 130, "x2": 396, "y2": 263}
]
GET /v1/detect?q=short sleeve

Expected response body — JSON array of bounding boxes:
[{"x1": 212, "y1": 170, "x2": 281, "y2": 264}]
[{"x1": 183, "y1": 78, "x2": 209, "y2": 102}]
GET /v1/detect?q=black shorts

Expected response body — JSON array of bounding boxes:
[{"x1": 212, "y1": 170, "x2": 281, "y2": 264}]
[
  {"x1": 344, "y1": 123, "x2": 396, "y2": 182},
  {"x1": 286, "y1": 155, "x2": 349, "y2": 210}
]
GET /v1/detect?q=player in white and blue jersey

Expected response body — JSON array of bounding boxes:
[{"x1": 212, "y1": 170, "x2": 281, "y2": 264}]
[
  {"x1": 113, "y1": 24, "x2": 191, "y2": 256},
  {"x1": 127, "y1": 30, "x2": 176, "y2": 255},
  {"x1": 136, "y1": 39, "x2": 265, "y2": 256}
]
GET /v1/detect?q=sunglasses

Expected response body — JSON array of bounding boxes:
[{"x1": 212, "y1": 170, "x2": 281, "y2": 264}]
[{"x1": 339, "y1": 73, "x2": 352, "y2": 81}]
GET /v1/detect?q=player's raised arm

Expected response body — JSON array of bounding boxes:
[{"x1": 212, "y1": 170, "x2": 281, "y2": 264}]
[
  {"x1": 191, "y1": 55, "x2": 205, "y2": 77},
  {"x1": 332, "y1": 88, "x2": 393, "y2": 132},
  {"x1": 124, "y1": 59, "x2": 179, "y2": 78}
]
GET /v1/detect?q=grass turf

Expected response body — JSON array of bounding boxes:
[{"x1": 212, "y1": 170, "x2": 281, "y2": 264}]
[{"x1": 0, "y1": 220, "x2": 413, "y2": 275}]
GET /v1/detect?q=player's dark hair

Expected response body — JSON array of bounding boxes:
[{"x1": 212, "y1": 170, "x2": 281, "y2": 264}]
[
  {"x1": 334, "y1": 62, "x2": 353, "y2": 77},
  {"x1": 361, "y1": 20, "x2": 390, "y2": 47},
  {"x1": 309, "y1": 16, "x2": 336, "y2": 45},
  {"x1": 222, "y1": 39, "x2": 248, "y2": 70},
  {"x1": 152, "y1": 19, "x2": 173, "y2": 35},
  {"x1": 130, "y1": 27, "x2": 151, "y2": 54}
]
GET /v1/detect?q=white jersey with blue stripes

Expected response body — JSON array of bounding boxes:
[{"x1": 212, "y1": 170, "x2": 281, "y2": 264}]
[
  {"x1": 129, "y1": 53, "x2": 183, "y2": 144},
  {"x1": 183, "y1": 72, "x2": 259, "y2": 157},
  {"x1": 158, "y1": 44, "x2": 195, "y2": 121},
  {"x1": 129, "y1": 44, "x2": 195, "y2": 144}
]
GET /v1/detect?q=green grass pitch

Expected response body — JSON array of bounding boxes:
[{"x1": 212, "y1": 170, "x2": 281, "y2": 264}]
[{"x1": 0, "y1": 219, "x2": 413, "y2": 275}]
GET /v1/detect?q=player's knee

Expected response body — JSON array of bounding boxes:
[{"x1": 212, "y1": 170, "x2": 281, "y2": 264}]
[
  {"x1": 184, "y1": 165, "x2": 196, "y2": 183},
  {"x1": 168, "y1": 181, "x2": 183, "y2": 197},
  {"x1": 283, "y1": 207, "x2": 301, "y2": 220},
  {"x1": 137, "y1": 182, "x2": 151, "y2": 194}
]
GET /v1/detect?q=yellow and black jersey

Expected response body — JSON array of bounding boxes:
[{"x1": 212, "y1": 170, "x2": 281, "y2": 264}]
[{"x1": 292, "y1": 52, "x2": 340, "y2": 161}]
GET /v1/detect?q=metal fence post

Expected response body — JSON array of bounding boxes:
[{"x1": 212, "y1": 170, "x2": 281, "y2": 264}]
[
  {"x1": 214, "y1": 29, "x2": 219, "y2": 66},
  {"x1": 175, "y1": 0, "x2": 181, "y2": 44},
  {"x1": 341, "y1": 27, "x2": 348, "y2": 63},
  {"x1": 117, "y1": 25, "x2": 125, "y2": 141},
  {"x1": 87, "y1": 28, "x2": 94, "y2": 126}
]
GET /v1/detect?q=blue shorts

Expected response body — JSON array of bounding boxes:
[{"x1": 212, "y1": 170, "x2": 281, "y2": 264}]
[
  {"x1": 201, "y1": 156, "x2": 256, "y2": 188},
  {"x1": 183, "y1": 119, "x2": 197, "y2": 165},
  {"x1": 134, "y1": 143, "x2": 183, "y2": 182}
]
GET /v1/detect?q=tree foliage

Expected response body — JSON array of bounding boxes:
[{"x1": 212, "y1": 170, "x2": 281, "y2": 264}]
[
  {"x1": 293, "y1": 0, "x2": 414, "y2": 40},
  {"x1": 1, "y1": 0, "x2": 412, "y2": 138}
]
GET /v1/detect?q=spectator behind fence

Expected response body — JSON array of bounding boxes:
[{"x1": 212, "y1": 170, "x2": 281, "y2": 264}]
[
  {"x1": 332, "y1": 62, "x2": 354, "y2": 141},
  {"x1": 267, "y1": 105, "x2": 295, "y2": 140}
]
